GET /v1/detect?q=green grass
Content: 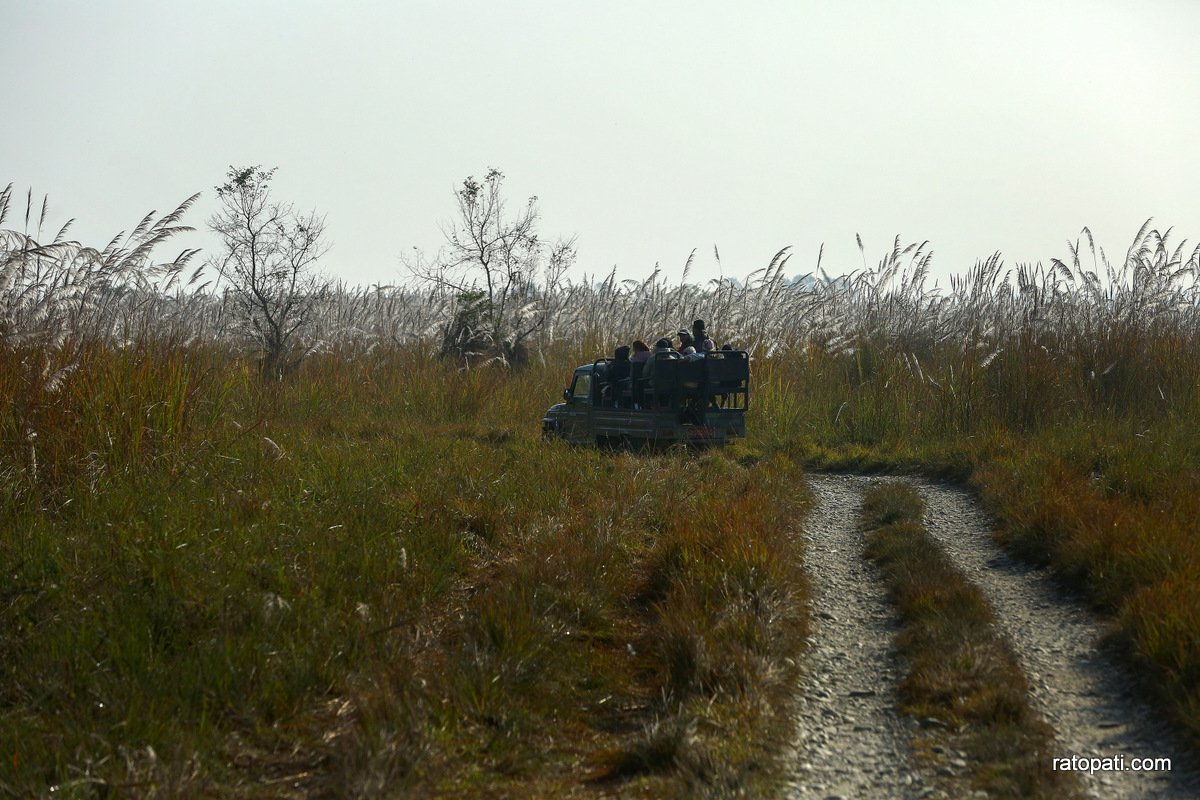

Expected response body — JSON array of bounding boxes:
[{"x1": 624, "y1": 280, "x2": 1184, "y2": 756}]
[{"x1": 0, "y1": 346, "x2": 811, "y2": 797}]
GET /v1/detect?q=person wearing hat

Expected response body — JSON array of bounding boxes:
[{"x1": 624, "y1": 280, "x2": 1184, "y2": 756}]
[{"x1": 692, "y1": 319, "x2": 715, "y2": 353}]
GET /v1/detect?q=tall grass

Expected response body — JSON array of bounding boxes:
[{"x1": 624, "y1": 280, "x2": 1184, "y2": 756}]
[
  {"x1": 5, "y1": 182, "x2": 1200, "y2": 788},
  {"x1": 2, "y1": 187, "x2": 812, "y2": 793}
]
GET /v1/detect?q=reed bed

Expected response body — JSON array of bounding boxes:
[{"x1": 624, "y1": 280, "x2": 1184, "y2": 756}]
[{"x1": 4, "y1": 182, "x2": 1200, "y2": 790}]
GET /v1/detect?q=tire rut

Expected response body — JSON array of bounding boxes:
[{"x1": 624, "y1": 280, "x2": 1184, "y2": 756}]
[
  {"x1": 907, "y1": 478, "x2": 1200, "y2": 799},
  {"x1": 786, "y1": 474, "x2": 1199, "y2": 799},
  {"x1": 785, "y1": 474, "x2": 922, "y2": 799}
]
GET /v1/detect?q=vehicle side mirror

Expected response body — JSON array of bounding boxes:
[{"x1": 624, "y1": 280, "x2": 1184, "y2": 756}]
[{"x1": 563, "y1": 388, "x2": 571, "y2": 402}]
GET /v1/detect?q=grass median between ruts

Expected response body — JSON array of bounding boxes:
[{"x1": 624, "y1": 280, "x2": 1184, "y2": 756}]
[{"x1": 860, "y1": 481, "x2": 1082, "y2": 800}]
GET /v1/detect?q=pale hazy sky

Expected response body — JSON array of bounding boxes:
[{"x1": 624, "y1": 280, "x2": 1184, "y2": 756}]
[{"x1": 4, "y1": 0, "x2": 1198, "y2": 287}]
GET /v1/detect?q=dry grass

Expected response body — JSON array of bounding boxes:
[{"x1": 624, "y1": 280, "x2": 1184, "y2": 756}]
[
  {"x1": 5, "y1": 181, "x2": 1200, "y2": 790},
  {"x1": 0, "y1": 336, "x2": 811, "y2": 795}
]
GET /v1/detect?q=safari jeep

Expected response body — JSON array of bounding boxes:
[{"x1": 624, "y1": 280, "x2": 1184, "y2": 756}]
[{"x1": 542, "y1": 349, "x2": 749, "y2": 448}]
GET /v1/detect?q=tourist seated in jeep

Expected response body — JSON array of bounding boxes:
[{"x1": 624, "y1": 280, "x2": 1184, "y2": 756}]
[
  {"x1": 641, "y1": 338, "x2": 681, "y2": 407},
  {"x1": 605, "y1": 345, "x2": 632, "y2": 408}
]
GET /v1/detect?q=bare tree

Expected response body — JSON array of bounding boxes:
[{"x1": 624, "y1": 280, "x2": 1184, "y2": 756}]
[
  {"x1": 207, "y1": 166, "x2": 330, "y2": 379},
  {"x1": 407, "y1": 168, "x2": 575, "y2": 365}
]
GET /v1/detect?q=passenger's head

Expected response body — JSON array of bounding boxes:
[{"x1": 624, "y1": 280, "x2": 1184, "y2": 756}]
[
  {"x1": 679, "y1": 333, "x2": 694, "y2": 348},
  {"x1": 632, "y1": 339, "x2": 650, "y2": 353},
  {"x1": 614, "y1": 344, "x2": 631, "y2": 361},
  {"x1": 677, "y1": 328, "x2": 689, "y2": 341},
  {"x1": 655, "y1": 337, "x2": 672, "y2": 349},
  {"x1": 692, "y1": 319, "x2": 706, "y2": 336}
]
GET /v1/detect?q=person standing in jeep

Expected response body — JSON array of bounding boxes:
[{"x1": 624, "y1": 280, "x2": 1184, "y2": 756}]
[{"x1": 692, "y1": 319, "x2": 715, "y2": 353}]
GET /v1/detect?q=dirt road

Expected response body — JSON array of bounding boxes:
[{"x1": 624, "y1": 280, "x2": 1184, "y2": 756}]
[{"x1": 785, "y1": 473, "x2": 1199, "y2": 800}]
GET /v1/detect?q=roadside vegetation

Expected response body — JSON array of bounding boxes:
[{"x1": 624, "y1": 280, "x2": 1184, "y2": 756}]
[
  {"x1": 3, "y1": 174, "x2": 1200, "y2": 793},
  {"x1": 860, "y1": 482, "x2": 1081, "y2": 798},
  {"x1": 752, "y1": 231, "x2": 1200, "y2": 750}
]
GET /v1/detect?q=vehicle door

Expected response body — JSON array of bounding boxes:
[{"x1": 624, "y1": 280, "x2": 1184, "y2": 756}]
[{"x1": 560, "y1": 371, "x2": 593, "y2": 443}]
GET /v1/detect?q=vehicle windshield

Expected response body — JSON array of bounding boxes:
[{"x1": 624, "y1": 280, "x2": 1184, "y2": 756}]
[{"x1": 571, "y1": 373, "x2": 591, "y2": 403}]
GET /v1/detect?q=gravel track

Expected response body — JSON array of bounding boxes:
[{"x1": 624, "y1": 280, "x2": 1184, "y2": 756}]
[
  {"x1": 911, "y1": 477, "x2": 1200, "y2": 799},
  {"x1": 784, "y1": 474, "x2": 922, "y2": 800},
  {"x1": 785, "y1": 473, "x2": 1198, "y2": 799}
]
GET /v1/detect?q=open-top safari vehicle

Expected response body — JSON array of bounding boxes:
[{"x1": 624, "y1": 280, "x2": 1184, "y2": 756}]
[{"x1": 542, "y1": 349, "x2": 749, "y2": 448}]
